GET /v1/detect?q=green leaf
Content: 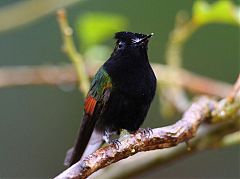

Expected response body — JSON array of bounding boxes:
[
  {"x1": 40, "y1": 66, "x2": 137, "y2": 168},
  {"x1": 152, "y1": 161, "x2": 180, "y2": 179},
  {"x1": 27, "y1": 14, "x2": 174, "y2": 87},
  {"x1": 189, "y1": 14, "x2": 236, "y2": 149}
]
[
  {"x1": 76, "y1": 12, "x2": 128, "y2": 50},
  {"x1": 84, "y1": 45, "x2": 112, "y2": 65},
  {"x1": 193, "y1": 0, "x2": 240, "y2": 26}
]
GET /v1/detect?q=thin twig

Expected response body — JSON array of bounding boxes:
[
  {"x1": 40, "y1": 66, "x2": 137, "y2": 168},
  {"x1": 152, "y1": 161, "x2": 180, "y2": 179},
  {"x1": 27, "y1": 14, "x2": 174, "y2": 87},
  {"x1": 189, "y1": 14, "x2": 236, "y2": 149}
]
[
  {"x1": 161, "y1": 12, "x2": 198, "y2": 114},
  {"x1": 0, "y1": 64, "x2": 232, "y2": 98},
  {"x1": 153, "y1": 64, "x2": 232, "y2": 98},
  {"x1": 0, "y1": 65, "x2": 77, "y2": 87},
  {"x1": 0, "y1": 0, "x2": 80, "y2": 33},
  {"x1": 210, "y1": 74, "x2": 240, "y2": 123},
  {"x1": 229, "y1": 74, "x2": 240, "y2": 100},
  {"x1": 57, "y1": 9, "x2": 90, "y2": 96}
]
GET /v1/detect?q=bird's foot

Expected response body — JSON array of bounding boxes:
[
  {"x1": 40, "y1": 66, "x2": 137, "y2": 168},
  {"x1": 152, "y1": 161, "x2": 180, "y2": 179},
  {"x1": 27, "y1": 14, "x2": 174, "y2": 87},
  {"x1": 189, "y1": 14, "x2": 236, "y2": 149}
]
[
  {"x1": 138, "y1": 127, "x2": 153, "y2": 138},
  {"x1": 103, "y1": 130, "x2": 121, "y2": 149},
  {"x1": 110, "y1": 139, "x2": 121, "y2": 150}
]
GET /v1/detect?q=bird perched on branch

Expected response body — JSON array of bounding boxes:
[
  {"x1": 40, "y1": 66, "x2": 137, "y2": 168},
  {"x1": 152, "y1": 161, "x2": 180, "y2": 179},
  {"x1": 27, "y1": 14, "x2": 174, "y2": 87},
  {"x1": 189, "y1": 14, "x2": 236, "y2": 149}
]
[{"x1": 64, "y1": 31, "x2": 156, "y2": 167}]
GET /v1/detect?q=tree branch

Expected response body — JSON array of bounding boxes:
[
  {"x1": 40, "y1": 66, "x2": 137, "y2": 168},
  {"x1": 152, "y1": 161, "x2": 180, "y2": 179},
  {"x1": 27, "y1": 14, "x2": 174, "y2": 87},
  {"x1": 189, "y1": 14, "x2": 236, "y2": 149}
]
[
  {"x1": 54, "y1": 88, "x2": 240, "y2": 179},
  {"x1": 91, "y1": 73, "x2": 240, "y2": 178},
  {"x1": 0, "y1": 64, "x2": 232, "y2": 98},
  {"x1": 90, "y1": 121, "x2": 239, "y2": 179}
]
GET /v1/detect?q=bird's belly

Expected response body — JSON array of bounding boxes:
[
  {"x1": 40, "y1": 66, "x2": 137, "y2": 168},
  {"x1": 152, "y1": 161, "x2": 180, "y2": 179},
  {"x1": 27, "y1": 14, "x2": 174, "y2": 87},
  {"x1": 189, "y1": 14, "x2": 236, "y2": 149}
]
[
  {"x1": 97, "y1": 89, "x2": 150, "y2": 133},
  {"x1": 96, "y1": 68, "x2": 156, "y2": 133}
]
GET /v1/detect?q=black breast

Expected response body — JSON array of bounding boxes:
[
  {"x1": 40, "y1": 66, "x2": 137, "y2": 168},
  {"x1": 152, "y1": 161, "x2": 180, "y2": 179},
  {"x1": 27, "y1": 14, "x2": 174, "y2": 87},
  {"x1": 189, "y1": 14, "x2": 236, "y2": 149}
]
[{"x1": 99, "y1": 53, "x2": 156, "y2": 133}]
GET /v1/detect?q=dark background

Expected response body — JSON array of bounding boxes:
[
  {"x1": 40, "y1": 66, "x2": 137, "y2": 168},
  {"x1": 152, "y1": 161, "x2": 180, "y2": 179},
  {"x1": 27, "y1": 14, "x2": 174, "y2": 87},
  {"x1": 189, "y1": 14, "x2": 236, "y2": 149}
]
[{"x1": 0, "y1": 0, "x2": 239, "y2": 178}]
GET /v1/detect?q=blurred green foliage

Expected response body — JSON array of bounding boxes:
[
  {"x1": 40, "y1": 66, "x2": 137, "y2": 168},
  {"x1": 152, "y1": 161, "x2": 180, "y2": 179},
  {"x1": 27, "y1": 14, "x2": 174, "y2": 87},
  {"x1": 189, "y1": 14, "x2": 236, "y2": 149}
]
[
  {"x1": 76, "y1": 13, "x2": 128, "y2": 50},
  {"x1": 84, "y1": 45, "x2": 112, "y2": 65},
  {"x1": 193, "y1": 0, "x2": 240, "y2": 26}
]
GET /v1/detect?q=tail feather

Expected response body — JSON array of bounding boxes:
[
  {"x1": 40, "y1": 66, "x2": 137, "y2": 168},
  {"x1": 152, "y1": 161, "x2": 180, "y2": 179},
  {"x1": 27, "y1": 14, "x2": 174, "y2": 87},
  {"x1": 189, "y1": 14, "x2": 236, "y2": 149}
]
[
  {"x1": 64, "y1": 147, "x2": 74, "y2": 166},
  {"x1": 64, "y1": 129, "x2": 103, "y2": 166},
  {"x1": 64, "y1": 89, "x2": 111, "y2": 167},
  {"x1": 81, "y1": 129, "x2": 103, "y2": 160},
  {"x1": 64, "y1": 113, "x2": 103, "y2": 167}
]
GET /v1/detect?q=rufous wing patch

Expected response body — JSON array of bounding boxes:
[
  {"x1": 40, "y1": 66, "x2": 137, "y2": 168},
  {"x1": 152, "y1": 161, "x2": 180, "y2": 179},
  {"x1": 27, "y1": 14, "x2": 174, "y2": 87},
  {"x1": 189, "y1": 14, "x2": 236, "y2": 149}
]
[{"x1": 84, "y1": 96, "x2": 97, "y2": 115}]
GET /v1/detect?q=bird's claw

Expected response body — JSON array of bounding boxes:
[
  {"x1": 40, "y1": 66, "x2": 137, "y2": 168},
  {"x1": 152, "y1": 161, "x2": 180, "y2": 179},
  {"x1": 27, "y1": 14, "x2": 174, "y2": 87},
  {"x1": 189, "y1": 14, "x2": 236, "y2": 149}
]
[
  {"x1": 103, "y1": 130, "x2": 121, "y2": 149},
  {"x1": 111, "y1": 139, "x2": 121, "y2": 149},
  {"x1": 138, "y1": 128, "x2": 153, "y2": 138}
]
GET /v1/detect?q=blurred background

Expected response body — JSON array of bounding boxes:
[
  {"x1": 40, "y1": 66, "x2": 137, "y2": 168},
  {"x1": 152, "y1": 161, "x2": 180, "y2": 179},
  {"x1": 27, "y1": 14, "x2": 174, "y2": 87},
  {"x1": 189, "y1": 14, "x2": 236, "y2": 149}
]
[{"x1": 0, "y1": 0, "x2": 239, "y2": 178}]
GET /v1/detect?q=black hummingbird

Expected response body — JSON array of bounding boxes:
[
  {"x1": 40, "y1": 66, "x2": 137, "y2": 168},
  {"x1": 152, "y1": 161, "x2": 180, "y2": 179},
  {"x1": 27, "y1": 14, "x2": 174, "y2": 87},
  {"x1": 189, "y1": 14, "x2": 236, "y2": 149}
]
[{"x1": 64, "y1": 31, "x2": 156, "y2": 167}]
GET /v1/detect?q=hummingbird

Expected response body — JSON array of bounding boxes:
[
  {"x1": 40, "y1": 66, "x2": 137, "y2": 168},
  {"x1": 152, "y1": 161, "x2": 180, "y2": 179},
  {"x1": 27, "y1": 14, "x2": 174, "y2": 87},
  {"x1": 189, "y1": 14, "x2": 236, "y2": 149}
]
[{"x1": 64, "y1": 31, "x2": 156, "y2": 167}]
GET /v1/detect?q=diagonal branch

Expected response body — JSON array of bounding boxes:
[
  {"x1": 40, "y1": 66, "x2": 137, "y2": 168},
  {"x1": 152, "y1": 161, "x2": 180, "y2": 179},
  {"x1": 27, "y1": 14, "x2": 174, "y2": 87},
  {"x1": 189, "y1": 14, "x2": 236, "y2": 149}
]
[
  {"x1": 54, "y1": 96, "x2": 239, "y2": 179},
  {"x1": 54, "y1": 75, "x2": 239, "y2": 179},
  {"x1": 91, "y1": 121, "x2": 239, "y2": 179}
]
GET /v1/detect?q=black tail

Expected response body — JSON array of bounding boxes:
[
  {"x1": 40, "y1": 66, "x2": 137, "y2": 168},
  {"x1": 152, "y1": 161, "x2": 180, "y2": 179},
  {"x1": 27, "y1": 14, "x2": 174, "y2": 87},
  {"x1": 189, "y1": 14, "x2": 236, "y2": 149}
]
[{"x1": 64, "y1": 114, "x2": 102, "y2": 167}]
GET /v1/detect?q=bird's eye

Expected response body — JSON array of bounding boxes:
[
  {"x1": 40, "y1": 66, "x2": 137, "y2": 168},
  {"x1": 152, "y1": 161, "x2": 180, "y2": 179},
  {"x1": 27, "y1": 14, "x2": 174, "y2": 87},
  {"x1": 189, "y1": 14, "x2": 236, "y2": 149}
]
[{"x1": 118, "y1": 42, "x2": 124, "y2": 49}]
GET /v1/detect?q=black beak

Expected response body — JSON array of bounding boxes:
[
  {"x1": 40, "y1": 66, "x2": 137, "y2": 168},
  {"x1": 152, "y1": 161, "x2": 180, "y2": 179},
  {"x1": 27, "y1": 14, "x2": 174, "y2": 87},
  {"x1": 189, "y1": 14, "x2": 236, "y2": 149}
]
[{"x1": 135, "y1": 33, "x2": 154, "y2": 44}]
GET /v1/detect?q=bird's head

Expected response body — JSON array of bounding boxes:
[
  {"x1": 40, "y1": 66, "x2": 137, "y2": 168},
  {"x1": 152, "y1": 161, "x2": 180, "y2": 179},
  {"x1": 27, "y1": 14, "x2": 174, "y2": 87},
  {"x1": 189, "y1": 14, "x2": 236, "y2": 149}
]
[{"x1": 112, "y1": 31, "x2": 153, "y2": 56}]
